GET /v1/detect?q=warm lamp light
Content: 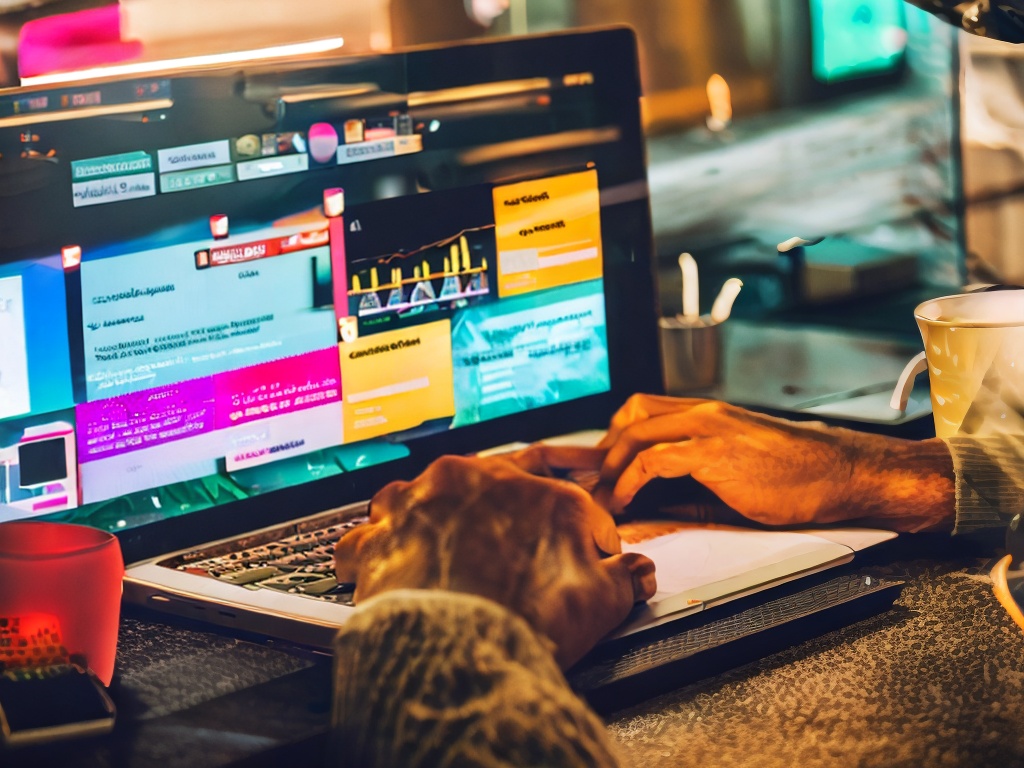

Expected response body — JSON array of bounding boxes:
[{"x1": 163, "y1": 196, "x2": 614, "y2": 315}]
[
  {"x1": 706, "y1": 73, "x2": 733, "y2": 132},
  {"x1": 21, "y1": 34, "x2": 345, "y2": 87}
]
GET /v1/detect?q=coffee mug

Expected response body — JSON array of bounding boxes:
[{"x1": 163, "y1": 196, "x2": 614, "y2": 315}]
[
  {"x1": 0, "y1": 521, "x2": 123, "y2": 685},
  {"x1": 891, "y1": 290, "x2": 1024, "y2": 439}
]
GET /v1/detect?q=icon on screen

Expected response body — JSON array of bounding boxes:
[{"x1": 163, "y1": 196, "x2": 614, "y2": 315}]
[
  {"x1": 309, "y1": 123, "x2": 339, "y2": 164},
  {"x1": 210, "y1": 214, "x2": 229, "y2": 240},
  {"x1": 323, "y1": 188, "x2": 345, "y2": 218},
  {"x1": 60, "y1": 245, "x2": 82, "y2": 270},
  {"x1": 343, "y1": 119, "x2": 365, "y2": 144},
  {"x1": 338, "y1": 316, "x2": 359, "y2": 343},
  {"x1": 235, "y1": 134, "x2": 260, "y2": 159}
]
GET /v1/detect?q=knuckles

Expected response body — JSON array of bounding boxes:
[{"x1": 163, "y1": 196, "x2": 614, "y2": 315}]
[{"x1": 689, "y1": 399, "x2": 730, "y2": 419}]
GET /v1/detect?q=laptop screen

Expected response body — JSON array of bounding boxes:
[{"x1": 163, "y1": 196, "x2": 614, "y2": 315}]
[{"x1": 0, "y1": 29, "x2": 660, "y2": 560}]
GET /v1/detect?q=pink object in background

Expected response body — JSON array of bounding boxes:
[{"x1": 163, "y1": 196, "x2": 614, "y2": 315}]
[
  {"x1": 308, "y1": 123, "x2": 340, "y2": 165},
  {"x1": 18, "y1": 5, "x2": 143, "y2": 79},
  {"x1": 0, "y1": 521, "x2": 123, "y2": 686}
]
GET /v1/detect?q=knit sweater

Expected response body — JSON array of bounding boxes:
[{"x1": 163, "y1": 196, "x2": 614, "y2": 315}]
[
  {"x1": 330, "y1": 589, "x2": 622, "y2": 767},
  {"x1": 945, "y1": 437, "x2": 1024, "y2": 533}
]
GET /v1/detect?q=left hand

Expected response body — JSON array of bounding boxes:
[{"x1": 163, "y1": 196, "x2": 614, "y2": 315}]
[
  {"x1": 334, "y1": 450, "x2": 657, "y2": 668},
  {"x1": 592, "y1": 394, "x2": 955, "y2": 532}
]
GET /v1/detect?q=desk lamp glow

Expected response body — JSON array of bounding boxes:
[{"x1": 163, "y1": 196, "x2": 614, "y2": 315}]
[{"x1": 17, "y1": 2, "x2": 347, "y2": 87}]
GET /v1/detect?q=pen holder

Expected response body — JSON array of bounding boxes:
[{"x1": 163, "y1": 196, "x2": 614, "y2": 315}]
[{"x1": 659, "y1": 317, "x2": 722, "y2": 394}]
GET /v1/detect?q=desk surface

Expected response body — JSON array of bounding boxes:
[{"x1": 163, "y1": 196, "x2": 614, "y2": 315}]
[
  {"x1": 608, "y1": 538, "x2": 1024, "y2": 767},
  {"x1": 6, "y1": 537, "x2": 1024, "y2": 768}
]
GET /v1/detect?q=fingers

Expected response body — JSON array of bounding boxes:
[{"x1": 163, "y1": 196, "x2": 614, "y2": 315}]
[
  {"x1": 552, "y1": 552, "x2": 657, "y2": 668},
  {"x1": 584, "y1": 553, "x2": 656, "y2": 651},
  {"x1": 334, "y1": 524, "x2": 375, "y2": 583},
  {"x1": 601, "y1": 412, "x2": 695, "y2": 485},
  {"x1": 519, "y1": 461, "x2": 623, "y2": 556},
  {"x1": 503, "y1": 444, "x2": 605, "y2": 475},
  {"x1": 599, "y1": 401, "x2": 743, "y2": 488},
  {"x1": 610, "y1": 441, "x2": 701, "y2": 513},
  {"x1": 581, "y1": 502, "x2": 622, "y2": 555},
  {"x1": 599, "y1": 394, "x2": 713, "y2": 449},
  {"x1": 616, "y1": 552, "x2": 657, "y2": 603},
  {"x1": 490, "y1": 447, "x2": 621, "y2": 554}
]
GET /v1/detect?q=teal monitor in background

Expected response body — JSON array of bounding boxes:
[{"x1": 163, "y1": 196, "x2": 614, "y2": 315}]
[{"x1": 810, "y1": 0, "x2": 908, "y2": 83}]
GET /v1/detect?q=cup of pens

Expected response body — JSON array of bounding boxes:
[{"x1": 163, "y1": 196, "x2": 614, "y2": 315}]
[{"x1": 660, "y1": 253, "x2": 742, "y2": 394}]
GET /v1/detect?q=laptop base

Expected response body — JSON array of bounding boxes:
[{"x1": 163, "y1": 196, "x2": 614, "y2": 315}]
[{"x1": 569, "y1": 570, "x2": 905, "y2": 714}]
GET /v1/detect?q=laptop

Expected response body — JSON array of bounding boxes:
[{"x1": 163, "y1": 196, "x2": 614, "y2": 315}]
[{"x1": 0, "y1": 28, "x2": 893, "y2": 653}]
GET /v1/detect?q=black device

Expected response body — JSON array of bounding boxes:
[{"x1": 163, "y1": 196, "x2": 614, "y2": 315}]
[{"x1": 0, "y1": 664, "x2": 115, "y2": 748}]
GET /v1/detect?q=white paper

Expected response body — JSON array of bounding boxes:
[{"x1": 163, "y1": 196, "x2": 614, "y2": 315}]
[
  {"x1": 790, "y1": 527, "x2": 897, "y2": 552},
  {"x1": 623, "y1": 524, "x2": 839, "y2": 601},
  {"x1": 609, "y1": 522, "x2": 864, "y2": 638},
  {"x1": 622, "y1": 523, "x2": 853, "y2": 606}
]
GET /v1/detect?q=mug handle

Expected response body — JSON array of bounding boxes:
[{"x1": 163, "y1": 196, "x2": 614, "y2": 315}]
[
  {"x1": 890, "y1": 351, "x2": 927, "y2": 412},
  {"x1": 889, "y1": 286, "x2": 1024, "y2": 411}
]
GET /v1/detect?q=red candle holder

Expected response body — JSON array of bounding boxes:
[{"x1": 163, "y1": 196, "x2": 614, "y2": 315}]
[{"x1": 0, "y1": 522, "x2": 123, "y2": 686}]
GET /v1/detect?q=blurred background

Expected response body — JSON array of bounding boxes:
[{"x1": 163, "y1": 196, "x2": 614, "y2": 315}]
[{"x1": 2, "y1": 0, "x2": 1022, "y2": 409}]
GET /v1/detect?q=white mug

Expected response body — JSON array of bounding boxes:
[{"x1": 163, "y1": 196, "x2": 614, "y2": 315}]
[{"x1": 891, "y1": 291, "x2": 1024, "y2": 438}]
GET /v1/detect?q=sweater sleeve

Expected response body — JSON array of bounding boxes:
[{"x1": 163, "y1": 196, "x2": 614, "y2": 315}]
[
  {"x1": 942, "y1": 436, "x2": 1024, "y2": 533},
  {"x1": 329, "y1": 589, "x2": 623, "y2": 768}
]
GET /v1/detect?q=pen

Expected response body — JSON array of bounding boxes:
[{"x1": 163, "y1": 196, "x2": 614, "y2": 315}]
[
  {"x1": 710, "y1": 278, "x2": 743, "y2": 324},
  {"x1": 679, "y1": 252, "x2": 700, "y2": 323}
]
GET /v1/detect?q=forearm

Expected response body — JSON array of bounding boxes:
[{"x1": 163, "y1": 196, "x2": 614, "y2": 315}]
[
  {"x1": 330, "y1": 590, "x2": 622, "y2": 768},
  {"x1": 841, "y1": 434, "x2": 956, "y2": 532},
  {"x1": 842, "y1": 432, "x2": 1024, "y2": 534}
]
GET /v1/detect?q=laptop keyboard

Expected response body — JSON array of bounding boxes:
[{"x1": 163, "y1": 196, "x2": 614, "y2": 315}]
[
  {"x1": 160, "y1": 512, "x2": 369, "y2": 606},
  {"x1": 158, "y1": 467, "x2": 601, "y2": 606}
]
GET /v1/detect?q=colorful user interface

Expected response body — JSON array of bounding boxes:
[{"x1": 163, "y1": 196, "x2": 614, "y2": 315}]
[
  {"x1": 0, "y1": 259, "x2": 77, "y2": 517},
  {"x1": 0, "y1": 113, "x2": 612, "y2": 530},
  {"x1": 335, "y1": 170, "x2": 609, "y2": 438}
]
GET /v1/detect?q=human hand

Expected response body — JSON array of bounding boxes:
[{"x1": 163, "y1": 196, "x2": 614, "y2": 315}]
[
  {"x1": 592, "y1": 394, "x2": 955, "y2": 532},
  {"x1": 334, "y1": 451, "x2": 657, "y2": 668}
]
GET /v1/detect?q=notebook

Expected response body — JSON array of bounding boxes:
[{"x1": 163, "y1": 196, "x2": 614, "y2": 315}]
[{"x1": 0, "y1": 28, "x2": 891, "y2": 651}]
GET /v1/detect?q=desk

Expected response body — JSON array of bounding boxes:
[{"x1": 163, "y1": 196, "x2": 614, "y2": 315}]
[
  {"x1": 6, "y1": 537, "x2": 1024, "y2": 767},
  {"x1": 608, "y1": 537, "x2": 1024, "y2": 767}
]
